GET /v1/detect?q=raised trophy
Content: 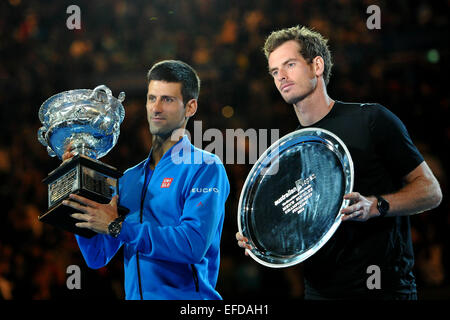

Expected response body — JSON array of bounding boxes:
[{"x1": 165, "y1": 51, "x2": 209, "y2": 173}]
[
  {"x1": 37, "y1": 85, "x2": 126, "y2": 238},
  {"x1": 238, "y1": 128, "x2": 354, "y2": 268}
]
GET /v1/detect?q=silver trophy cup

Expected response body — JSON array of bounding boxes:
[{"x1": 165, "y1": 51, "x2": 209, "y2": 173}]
[{"x1": 37, "y1": 85, "x2": 127, "y2": 238}]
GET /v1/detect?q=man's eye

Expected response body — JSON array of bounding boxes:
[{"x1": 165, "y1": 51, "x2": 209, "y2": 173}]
[
  {"x1": 287, "y1": 62, "x2": 295, "y2": 68},
  {"x1": 271, "y1": 71, "x2": 278, "y2": 77},
  {"x1": 164, "y1": 97, "x2": 173, "y2": 102}
]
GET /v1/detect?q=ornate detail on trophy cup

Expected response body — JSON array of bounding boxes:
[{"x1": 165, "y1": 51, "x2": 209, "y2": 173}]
[{"x1": 37, "y1": 85, "x2": 127, "y2": 238}]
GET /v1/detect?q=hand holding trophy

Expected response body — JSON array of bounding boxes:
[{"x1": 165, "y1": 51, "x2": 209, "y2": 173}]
[{"x1": 37, "y1": 85, "x2": 127, "y2": 238}]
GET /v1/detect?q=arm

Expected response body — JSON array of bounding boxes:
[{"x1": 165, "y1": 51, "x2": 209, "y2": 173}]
[
  {"x1": 342, "y1": 161, "x2": 442, "y2": 221},
  {"x1": 381, "y1": 161, "x2": 442, "y2": 216},
  {"x1": 75, "y1": 233, "x2": 122, "y2": 269},
  {"x1": 342, "y1": 105, "x2": 442, "y2": 221},
  {"x1": 65, "y1": 195, "x2": 123, "y2": 268}
]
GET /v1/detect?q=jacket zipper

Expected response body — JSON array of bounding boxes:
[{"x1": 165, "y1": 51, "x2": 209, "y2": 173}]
[
  {"x1": 136, "y1": 161, "x2": 152, "y2": 300},
  {"x1": 191, "y1": 264, "x2": 199, "y2": 292},
  {"x1": 136, "y1": 192, "x2": 145, "y2": 300},
  {"x1": 136, "y1": 252, "x2": 143, "y2": 299}
]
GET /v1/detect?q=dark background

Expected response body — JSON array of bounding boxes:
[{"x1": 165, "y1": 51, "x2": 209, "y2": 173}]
[{"x1": 0, "y1": 0, "x2": 448, "y2": 300}]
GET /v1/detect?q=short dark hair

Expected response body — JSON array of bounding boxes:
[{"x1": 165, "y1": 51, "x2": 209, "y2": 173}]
[
  {"x1": 263, "y1": 26, "x2": 333, "y2": 85},
  {"x1": 147, "y1": 60, "x2": 200, "y2": 105}
]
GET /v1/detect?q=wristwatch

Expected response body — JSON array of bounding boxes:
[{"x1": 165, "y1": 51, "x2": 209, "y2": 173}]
[
  {"x1": 108, "y1": 215, "x2": 125, "y2": 238},
  {"x1": 376, "y1": 195, "x2": 390, "y2": 217}
]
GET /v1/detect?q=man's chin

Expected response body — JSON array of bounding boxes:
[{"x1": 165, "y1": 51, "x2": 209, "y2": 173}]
[
  {"x1": 150, "y1": 126, "x2": 169, "y2": 138},
  {"x1": 285, "y1": 95, "x2": 305, "y2": 105},
  {"x1": 284, "y1": 89, "x2": 313, "y2": 105},
  {"x1": 149, "y1": 126, "x2": 184, "y2": 141}
]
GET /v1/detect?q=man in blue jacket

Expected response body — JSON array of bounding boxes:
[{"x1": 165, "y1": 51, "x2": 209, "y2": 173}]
[{"x1": 63, "y1": 60, "x2": 230, "y2": 300}]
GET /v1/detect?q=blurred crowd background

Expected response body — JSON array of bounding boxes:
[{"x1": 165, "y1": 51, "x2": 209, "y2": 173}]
[{"x1": 0, "y1": 0, "x2": 448, "y2": 300}]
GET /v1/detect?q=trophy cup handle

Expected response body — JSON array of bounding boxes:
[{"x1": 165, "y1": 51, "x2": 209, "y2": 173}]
[
  {"x1": 90, "y1": 85, "x2": 124, "y2": 113},
  {"x1": 91, "y1": 85, "x2": 112, "y2": 96},
  {"x1": 90, "y1": 85, "x2": 113, "y2": 107},
  {"x1": 38, "y1": 126, "x2": 48, "y2": 147},
  {"x1": 47, "y1": 146, "x2": 57, "y2": 157},
  {"x1": 37, "y1": 127, "x2": 57, "y2": 157},
  {"x1": 118, "y1": 91, "x2": 126, "y2": 103}
]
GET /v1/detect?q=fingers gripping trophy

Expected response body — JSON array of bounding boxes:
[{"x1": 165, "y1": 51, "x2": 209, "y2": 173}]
[{"x1": 37, "y1": 85, "x2": 128, "y2": 238}]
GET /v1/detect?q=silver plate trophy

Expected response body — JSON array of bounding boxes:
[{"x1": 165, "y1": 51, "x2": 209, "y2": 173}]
[
  {"x1": 238, "y1": 128, "x2": 353, "y2": 268},
  {"x1": 37, "y1": 85, "x2": 127, "y2": 238}
]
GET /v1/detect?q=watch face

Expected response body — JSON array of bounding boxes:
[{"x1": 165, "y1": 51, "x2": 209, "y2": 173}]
[
  {"x1": 109, "y1": 221, "x2": 121, "y2": 237},
  {"x1": 378, "y1": 197, "x2": 389, "y2": 214},
  {"x1": 381, "y1": 200, "x2": 389, "y2": 211}
]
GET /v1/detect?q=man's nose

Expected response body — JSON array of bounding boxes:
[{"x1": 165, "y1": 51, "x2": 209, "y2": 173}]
[
  {"x1": 276, "y1": 69, "x2": 287, "y2": 82},
  {"x1": 149, "y1": 99, "x2": 163, "y2": 113}
]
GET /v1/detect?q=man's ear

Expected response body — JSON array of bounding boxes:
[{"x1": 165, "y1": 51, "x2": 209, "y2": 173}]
[
  {"x1": 312, "y1": 56, "x2": 325, "y2": 79},
  {"x1": 185, "y1": 99, "x2": 198, "y2": 119}
]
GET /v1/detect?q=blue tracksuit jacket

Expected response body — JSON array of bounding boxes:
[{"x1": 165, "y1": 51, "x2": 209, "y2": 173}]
[{"x1": 75, "y1": 136, "x2": 230, "y2": 299}]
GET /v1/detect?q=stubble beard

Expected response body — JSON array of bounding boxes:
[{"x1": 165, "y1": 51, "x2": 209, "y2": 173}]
[
  {"x1": 284, "y1": 84, "x2": 316, "y2": 105},
  {"x1": 149, "y1": 118, "x2": 187, "y2": 144},
  {"x1": 286, "y1": 91, "x2": 310, "y2": 105},
  {"x1": 149, "y1": 124, "x2": 175, "y2": 143},
  {"x1": 283, "y1": 77, "x2": 318, "y2": 105}
]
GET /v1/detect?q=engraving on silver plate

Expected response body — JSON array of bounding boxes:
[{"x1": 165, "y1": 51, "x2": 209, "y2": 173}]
[
  {"x1": 37, "y1": 85, "x2": 125, "y2": 160},
  {"x1": 48, "y1": 167, "x2": 79, "y2": 207},
  {"x1": 238, "y1": 128, "x2": 354, "y2": 268},
  {"x1": 82, "y1": 167, "x2": 116, "y2": 198}
]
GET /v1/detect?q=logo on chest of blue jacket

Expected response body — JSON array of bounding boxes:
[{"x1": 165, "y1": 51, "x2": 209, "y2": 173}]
[{"x1": 160, "y1": 178, "x2": 173, "y2": 188}]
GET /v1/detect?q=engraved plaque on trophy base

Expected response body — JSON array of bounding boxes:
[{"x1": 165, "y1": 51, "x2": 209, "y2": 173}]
[{"x1": 39, "y1": 154, "x2": 123, "y2": 238}]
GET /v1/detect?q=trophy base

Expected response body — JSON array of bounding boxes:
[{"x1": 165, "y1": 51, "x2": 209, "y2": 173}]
[
  {"x1": 39, "y1": 190, "x2": 100, "y2": 238},
  {"x1": 39, "y1": 154, "x2": 126, "y2": 238}
]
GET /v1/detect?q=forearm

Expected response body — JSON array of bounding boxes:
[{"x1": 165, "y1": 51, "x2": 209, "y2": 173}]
[
  {"x1": 118, "y1": 219, "x2": 216, "y2": 264},
  {"x1": 373, "y1": 169, "x2": 442, "y2": 217},
  {"x1": 75, "y1": 234, "x2": 122, "y2": 269}
]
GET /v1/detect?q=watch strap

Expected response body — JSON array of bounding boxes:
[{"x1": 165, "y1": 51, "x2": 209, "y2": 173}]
[
  {"x1": 376, "y1": 195, "x2": 389, "y2": 217},
  {"x1": 108, "y1": 215, "x2": 125, "y2": 237}
]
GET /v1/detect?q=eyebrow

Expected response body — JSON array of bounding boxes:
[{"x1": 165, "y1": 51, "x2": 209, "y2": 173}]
[
  {"x1": 147, "y1": 94, "x2": 177, "y2": 100},
  {"x1": 268, "y1": 58, "x2": 298, "y2": 74}
]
